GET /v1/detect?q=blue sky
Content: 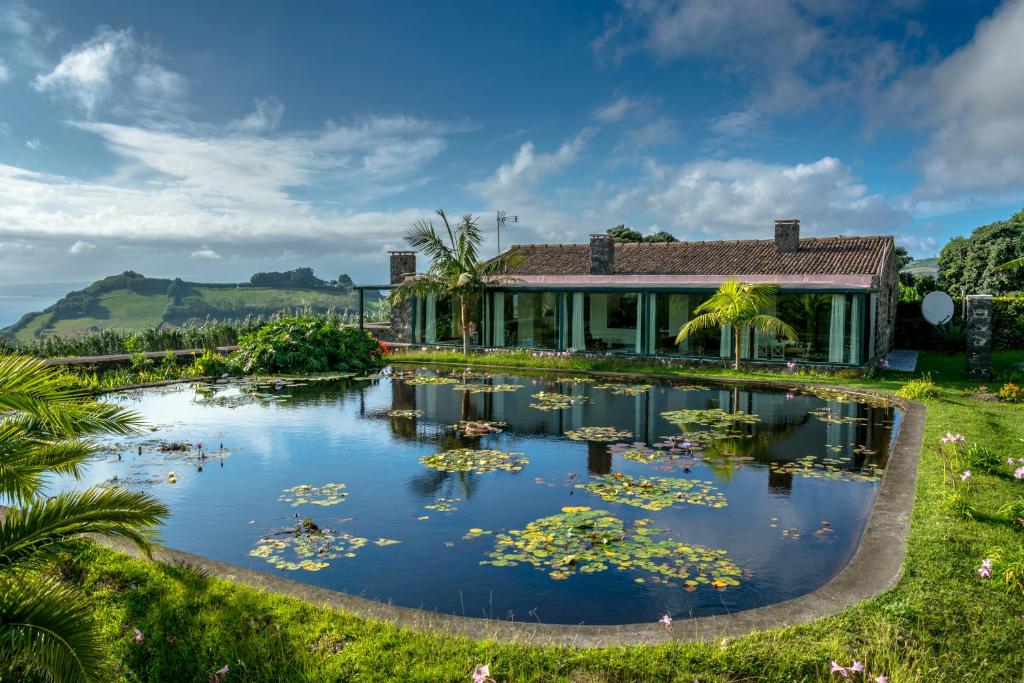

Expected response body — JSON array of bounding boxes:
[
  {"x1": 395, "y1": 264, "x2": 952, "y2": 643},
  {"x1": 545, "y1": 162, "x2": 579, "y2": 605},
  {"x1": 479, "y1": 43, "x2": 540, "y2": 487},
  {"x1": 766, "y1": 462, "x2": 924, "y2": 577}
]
[{"x1": 1, "y1": 0, "x2": 1023, "y2": 287}]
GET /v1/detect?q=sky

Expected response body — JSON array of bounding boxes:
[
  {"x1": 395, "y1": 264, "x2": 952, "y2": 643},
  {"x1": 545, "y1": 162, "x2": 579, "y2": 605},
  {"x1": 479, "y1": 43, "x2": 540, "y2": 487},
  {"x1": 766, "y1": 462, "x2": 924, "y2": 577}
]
[{"x1": 1, "y1": 0, "x2": 1024, "y2": 288}]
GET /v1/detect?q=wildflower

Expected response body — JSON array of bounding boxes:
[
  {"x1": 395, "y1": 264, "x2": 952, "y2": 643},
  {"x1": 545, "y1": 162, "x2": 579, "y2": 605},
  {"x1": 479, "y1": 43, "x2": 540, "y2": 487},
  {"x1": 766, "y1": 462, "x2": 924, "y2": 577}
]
[
  {"x1": 1015, "y1": 467, "x2": 1024, "y2": 480},
  {"x1": 978, "y1": 558, "x2": 993, "y2": 579},
  {"x1": 472, "y1": 664, "x2": 494, "y2": 683},
  {"x1": 1010, "y1": 458, "x2": 1017, "y2": 466},
  {"x1": 960, "y1": 470, "x2": 972, "y2": 482},
  {"x1": 850, "y1": 661, "x2": 864, "y2": 674},
  {"x1": 941, "y1": 432, "x2": 966, "y2": 444},
  {"x1": 875, "y1": 676, "x2": 889, "y2": 683},
  {"x1": 786, "y1": 361, "x2": 796, "y2": 370},
  {"x1": 210, "y1": 665, "x2": 229, "y2": 683},
  {"x1": 830, "y1": 661, "x2": 850, "y2": 678},
  {"x1": 659, "y1": 614, "x2": 672, "y2": 628},
  {"x1": 132, "y1": 627, "x2": 144, "y2": 644},
  {"x1": 785, "y1": 392, "x2": 794, "y2": 400}
]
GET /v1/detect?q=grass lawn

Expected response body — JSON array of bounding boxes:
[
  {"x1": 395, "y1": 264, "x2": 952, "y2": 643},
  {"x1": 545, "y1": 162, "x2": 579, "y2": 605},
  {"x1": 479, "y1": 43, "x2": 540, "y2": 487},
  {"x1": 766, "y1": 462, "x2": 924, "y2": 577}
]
[{"x1": 58, "y1": 350, "x2": 1024, "y2": 682}]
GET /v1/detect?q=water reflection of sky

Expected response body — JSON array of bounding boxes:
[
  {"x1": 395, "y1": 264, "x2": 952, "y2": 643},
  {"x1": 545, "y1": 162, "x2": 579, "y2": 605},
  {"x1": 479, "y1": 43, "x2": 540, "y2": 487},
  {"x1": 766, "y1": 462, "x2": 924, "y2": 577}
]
[{"x1": 48, "y1": 368, "x2": 899, "y2": 625}]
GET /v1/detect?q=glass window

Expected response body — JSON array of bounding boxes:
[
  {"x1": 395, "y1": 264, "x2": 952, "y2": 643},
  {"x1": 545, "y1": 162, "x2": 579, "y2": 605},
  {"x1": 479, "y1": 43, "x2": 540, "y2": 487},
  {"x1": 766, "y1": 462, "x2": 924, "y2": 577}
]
[
  {"x1": 568, "y1": 292, "x2": 639, "y2": 353},
  {"x1": 496, "y1": 292, "x2": 557, "y2": 349},
  {"x1": 414, "y1": 294, "x2": 480, "y2": 346},
  {"x1": 775, "y1": 293, "x2": 863, "y2": 364},
  {"x1": 652, "y1": 293, "x2": 721, "y2": 358}
]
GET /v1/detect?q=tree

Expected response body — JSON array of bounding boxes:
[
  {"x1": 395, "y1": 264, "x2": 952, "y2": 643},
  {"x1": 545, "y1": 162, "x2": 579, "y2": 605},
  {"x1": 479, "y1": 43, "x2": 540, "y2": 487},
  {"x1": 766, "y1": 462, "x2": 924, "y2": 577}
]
[
  {"x1": 644, "y1": 230, "x2": 678, "y2": 243},
  {"x1": 391, "y1": 210, "x2": 520, "y2": 355},
  {"x1": 675, "y1": 280, "x2": 797, "y2": 370},
  {"x1": 938, "y1": 209, "x2": 1024, "y2": 295},
  {"x1": 0, "y1": 354, "x2": 168, "y2": 682},
  {"x1": 894, "y1": 246, "x2": 914, "y2": 270},
  {"x1": 606, "y1": 225, "x2": 644, "y2": 242}
]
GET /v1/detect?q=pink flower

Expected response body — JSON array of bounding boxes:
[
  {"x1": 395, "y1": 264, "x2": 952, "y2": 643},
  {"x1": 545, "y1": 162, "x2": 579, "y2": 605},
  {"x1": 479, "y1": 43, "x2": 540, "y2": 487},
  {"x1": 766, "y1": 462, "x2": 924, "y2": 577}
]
[
  {"x1": 941, "y1": 432, "x2": 965, "y2": 445},
  {"x1": 850, "y1": 661, "x2": 864, "y2": 673},
  {"x1": 210, "y1": 665, "x2": 229, "y2": 683},
  {"x1": 1015, "y1": 467, "x2": 1024, "y2": 481},
  {"x1": 786, "y1": 361, "x2": 797, "y2": 370},
  {"x1": 472, "y1": 664, "x2": 494, "y2": 683},
  {"x1": 875, "y1": 676, "x2": 889, "y2": 683},
  {"x1": 960, "y1": 470, "x2": 972, "y2": 482},
  {"x1": 659, "y1": 614, "x2": 673, "y2": 627},
  {"x1": 979, "y1": 558, "x2": 993, "y2": 579},
  {"x1": 1009, "y1": 458, "x2": 1016, "y2": 466},
  {"x1": 132, "y1": 627, "x2": 143, "y2": 644},
  {"x1": 786, "y1": 392, "x2": 794, "y2": 400},
  {"x1": 830, "y1": 661, "x2": 850, "y2": 678}
]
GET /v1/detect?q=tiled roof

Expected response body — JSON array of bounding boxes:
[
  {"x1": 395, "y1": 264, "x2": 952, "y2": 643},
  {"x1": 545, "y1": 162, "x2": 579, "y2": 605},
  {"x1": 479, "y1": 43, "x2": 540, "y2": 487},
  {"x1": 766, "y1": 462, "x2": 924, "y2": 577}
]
[{"x1": 497, "y1": 236, "x2": 893, "y2": 277}]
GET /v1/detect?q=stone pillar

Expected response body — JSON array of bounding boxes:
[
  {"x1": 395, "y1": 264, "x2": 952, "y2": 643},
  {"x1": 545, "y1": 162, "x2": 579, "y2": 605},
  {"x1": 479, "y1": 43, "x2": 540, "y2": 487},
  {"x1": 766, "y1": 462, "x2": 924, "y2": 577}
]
[
  {"x1": 388, "y1": 251, "x2": 416, "y2": 344},
  {"x1": 966, "y1": 295, "x2": 993, "y2": 380},
  {"x1": 590, "y1": 234, "x2": 614, "y2": 275},
  {"x1": 774, "y1": 219, "x2": 800, "y2": 253}
]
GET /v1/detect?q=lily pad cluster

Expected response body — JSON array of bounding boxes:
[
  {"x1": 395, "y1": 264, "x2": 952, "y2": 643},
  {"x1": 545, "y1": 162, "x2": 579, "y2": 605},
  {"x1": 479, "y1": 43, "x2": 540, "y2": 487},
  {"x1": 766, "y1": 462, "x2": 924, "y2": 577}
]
[
  {"x1": 420, "y1": 448, "x2": 528, "y2": 473},
  {"x1": 250, "y1": 524, "x2": 368, "y2": 572},
  {"x1": 795, "y1": 386, "x2": 892, "y2": 409},
  {"x1": 452, "y1": 383, "x2": 522, "y2": 394},
  {"x1": 592, "y1": 383, "x2": 653, "y2": 396},
  {"x1": 279, "y1": 483, "x2": 349, "y2": 507},
  {"x1": 386, "y1": 409, "x2": 423, "y2": 419},
  {"x1": 769, "y1": 456, "x2": 883, "y2": 482},
  {"x1": 479, "y1": 508, "x2": 743, "y2": 587},
  {"x1": 577, "y1": 473, "x2": 727, "y2": 511},
  {"x1": 809, "y1": 406, "x2": 867, "y2": 425},
  {"x1": 405, "y1": 375, "x2": 460, "y2": 385},
  {"x1": 424, "y1": 497, "x2": 461, "y2": 512},
  {"x1": 451, "y1": 420, "x2": 507, "y2": 436},
  {"x1": 530, "y1": 391, "x2": 588, "y2": 411},
  {"x1": 565, "y1": 426, "x2": 633, "y2": 442}
]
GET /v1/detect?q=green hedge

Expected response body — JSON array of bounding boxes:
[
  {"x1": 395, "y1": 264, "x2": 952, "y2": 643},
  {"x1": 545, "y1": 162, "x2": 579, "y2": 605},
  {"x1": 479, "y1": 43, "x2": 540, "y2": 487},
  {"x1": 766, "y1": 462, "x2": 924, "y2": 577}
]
[
  {"x1": 232, "y1": 315, "x2": 384, "y2": 374},
  {"x1": 894, "y1": 295, "x2": 1024, "y2": 351}
]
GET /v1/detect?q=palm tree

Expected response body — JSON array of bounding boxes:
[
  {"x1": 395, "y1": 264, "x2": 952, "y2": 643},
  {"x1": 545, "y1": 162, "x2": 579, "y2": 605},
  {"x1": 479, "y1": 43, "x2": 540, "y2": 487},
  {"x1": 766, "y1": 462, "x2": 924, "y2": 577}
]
[
  {"x1": 0, "y1": 354, "x2": 168, "y2": 682},
  {"x1": 675, "y1": 280, "x2": 797, "y2": 370},
  {"x1": 994, "y1": 256, "x2": 1024, "y2": 272},
  {"x1": 391, "y1": 210, "x2": 520, "y2": 355}
]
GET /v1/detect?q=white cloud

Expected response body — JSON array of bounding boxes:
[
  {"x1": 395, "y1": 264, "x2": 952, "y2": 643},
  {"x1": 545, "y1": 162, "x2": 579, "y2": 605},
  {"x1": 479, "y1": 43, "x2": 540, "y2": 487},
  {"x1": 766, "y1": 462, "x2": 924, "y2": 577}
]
[
  {"x1": 25, "y1": 137, "x2": 42, "y2": 150},
  {"x1": 190, "y1": 245, "x2": 222, "y2": 260},
  {"x1": 625, "y1": 117, "x2": 680, "y2": 148},
  {"x1": 68, "y1": 240, "x2": 96, "y2": 254},
  {"x1": 609, "y1": 155, "x2": 909, "y2": 240},
  {"x1": 896, "y1": 234, "x2": 938, "y2": 257},
  {"x1": 229, "y1": 97, "x2": 285, "y2": 133},
  {"x1": 32, "y1": 26, "x2": 187, "y2": 117},
  {"x1": 466, "y1": 129, "x2": 594, "y2": 205},
  {"x1": 0, "y1": 61, "x2": 8, "y2": 83},
  {"x1": 592, "y1": 94, "x2": 656, "y2": 123},
  {"x1": 884, "y1": 0, "x2": 1024, "y2": 198},
  {"x1": 708, "y1": 109, "x2": 762, "y2": 137},
  {"x1": 0, "y1": 1, "x2": 55, "y2": 75}
]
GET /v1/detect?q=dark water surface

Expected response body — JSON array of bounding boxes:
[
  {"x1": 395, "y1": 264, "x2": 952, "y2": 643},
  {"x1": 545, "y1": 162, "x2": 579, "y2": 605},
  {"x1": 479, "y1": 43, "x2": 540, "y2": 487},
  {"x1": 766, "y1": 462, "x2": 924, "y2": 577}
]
[{"x1": 54, "y1": 366, "x2": 900, "y2": 625}]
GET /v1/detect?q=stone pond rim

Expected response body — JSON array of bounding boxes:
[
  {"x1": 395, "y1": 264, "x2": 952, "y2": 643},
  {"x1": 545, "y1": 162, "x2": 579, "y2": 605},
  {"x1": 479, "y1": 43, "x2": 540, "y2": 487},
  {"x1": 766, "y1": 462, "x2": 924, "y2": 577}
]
[{"x1": 81, "y1": 366, "x2": 926, "y2": 648}]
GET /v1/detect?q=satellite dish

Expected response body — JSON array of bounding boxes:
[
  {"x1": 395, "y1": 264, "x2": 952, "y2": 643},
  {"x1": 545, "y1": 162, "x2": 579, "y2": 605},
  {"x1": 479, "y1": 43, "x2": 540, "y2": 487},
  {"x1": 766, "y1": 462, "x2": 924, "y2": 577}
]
[{"x1": 922, "y1": 291, "x2": 955, "y2": 326}]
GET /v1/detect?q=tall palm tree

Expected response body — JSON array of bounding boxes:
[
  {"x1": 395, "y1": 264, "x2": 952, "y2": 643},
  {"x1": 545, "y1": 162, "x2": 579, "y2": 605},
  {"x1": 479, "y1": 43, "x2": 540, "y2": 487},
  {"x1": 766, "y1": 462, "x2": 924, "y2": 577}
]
[
  {"x1": 391, "y1": 210, "x2": 520, "y2": 355},
  {"x1": 994, "y1": 256, "x2": 1024, "y2": 272},
  {"x1": 676, "y1": 280, "x2": 798, "y2": 370},
  {"x1": 0, "y1": 354, "x2": 168, "y2": 682}
]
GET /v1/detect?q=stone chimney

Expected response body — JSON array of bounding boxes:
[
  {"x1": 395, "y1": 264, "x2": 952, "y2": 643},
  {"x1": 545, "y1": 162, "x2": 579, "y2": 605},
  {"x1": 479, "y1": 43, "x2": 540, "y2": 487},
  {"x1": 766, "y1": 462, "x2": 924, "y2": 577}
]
[
  {"x1": 590, "y1": 234, "x2": 614, "y2": 275},
  {"x1": 774, "y1": 219, "x2": 800, "y2": 253},
  {"x1": 389, "y1": 251, "x2": 416, "y2": 284}
]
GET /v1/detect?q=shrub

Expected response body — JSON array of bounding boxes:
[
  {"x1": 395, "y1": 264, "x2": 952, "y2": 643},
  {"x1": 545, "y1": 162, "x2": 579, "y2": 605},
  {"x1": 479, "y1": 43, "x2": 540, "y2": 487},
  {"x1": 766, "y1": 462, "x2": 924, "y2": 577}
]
[
  {"x1": 966, "y1": 444, "x2": 1004, "y2": 474},
  {"x1": 997, "y1": 382, "x2": 1024, "y2": 404},
  {"x1": 232, "y1": 315, "x2": 383, "y2": 374},
  {"x1": 895, "y1": 375, "x2": 940, "y2": 400},
  {"x1": 189, "y1": 349, "x2": 230, "y2": 377}
]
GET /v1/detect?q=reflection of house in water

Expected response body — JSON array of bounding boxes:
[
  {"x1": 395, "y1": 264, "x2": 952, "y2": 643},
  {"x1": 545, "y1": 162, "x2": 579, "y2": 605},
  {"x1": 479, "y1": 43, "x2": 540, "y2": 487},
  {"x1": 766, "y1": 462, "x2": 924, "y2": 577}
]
[{"x1": 587, "y1": 441, "x2": 611, "y2": 476}]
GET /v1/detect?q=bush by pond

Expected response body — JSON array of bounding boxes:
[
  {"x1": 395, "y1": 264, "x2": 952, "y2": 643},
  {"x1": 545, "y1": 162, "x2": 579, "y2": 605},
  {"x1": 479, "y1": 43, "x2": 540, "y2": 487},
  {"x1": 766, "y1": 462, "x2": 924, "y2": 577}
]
[{"x1": 232, "y1": 316, "x2": 384, "y2": 374}]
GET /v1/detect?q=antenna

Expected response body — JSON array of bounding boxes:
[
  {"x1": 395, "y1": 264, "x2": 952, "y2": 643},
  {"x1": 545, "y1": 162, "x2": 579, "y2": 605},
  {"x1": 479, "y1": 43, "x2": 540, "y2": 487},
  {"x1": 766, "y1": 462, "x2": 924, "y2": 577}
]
[{"x1": 496, "y1": 210, "x2": 518, "y2": 255}]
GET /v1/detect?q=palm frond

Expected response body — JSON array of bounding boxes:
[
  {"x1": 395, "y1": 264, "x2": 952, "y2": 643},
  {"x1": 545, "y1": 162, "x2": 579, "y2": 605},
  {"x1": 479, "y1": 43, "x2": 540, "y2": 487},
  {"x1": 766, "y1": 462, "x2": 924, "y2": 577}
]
[
  {"x1": 0, "y1": 426, "x2": 96, "y2": 503},
  {"x1": 0, "y1": 488, "x2": 168, "y2": 570},
  {"x1": 0, "y1": 572, "x2": 104, "y2": 682},
  {"x1": 994, "y1": 256, "x2": 1024, "y2": 273},
  {"x1": 676, "y1": 312, "x2": 725, "y2": 343},
  {"x1": 749, "y1": 314, "x2": 798, "y2": 341}
]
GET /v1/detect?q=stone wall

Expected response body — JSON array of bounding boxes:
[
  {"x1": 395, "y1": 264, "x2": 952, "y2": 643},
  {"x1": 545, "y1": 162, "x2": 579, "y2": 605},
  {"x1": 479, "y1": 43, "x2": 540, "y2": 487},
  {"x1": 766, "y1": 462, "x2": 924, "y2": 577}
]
[
  {"x1": 966, "y1": 295, "x2": 993, "y2": 380},
  {"x1": 872, "y1": 241, "x2": 900, "y2": 361},
  {"x1": 589, "y1": 235, "x2": 614, "y2": 275},
  {"x1": 387, "y1": 251, "x2": 416, "y2": 344}
]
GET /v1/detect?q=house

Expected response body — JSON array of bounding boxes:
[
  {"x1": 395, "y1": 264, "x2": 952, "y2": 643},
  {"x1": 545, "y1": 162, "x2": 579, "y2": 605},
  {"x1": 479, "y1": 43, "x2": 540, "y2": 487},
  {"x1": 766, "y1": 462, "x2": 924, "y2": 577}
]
[{"x1": 379, "y1": 219, "x2": 899, "y2": 367}]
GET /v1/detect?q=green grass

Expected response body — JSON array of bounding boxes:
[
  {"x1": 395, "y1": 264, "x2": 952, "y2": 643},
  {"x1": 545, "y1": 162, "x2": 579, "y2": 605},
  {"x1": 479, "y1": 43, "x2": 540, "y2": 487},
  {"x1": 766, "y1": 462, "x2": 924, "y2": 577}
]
[{"x1": 54, "y1": 350, "x2": 1024, "y2": 681}]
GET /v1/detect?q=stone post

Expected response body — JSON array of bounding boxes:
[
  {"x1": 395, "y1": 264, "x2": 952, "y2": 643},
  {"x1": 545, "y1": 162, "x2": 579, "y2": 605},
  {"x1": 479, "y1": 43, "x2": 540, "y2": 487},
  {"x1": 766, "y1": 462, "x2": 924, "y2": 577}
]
[
  {"x1": 965, "y1": 295, "x2": 993, "y2": 380},
  {"x1": 388, "y1": 251, "x2": 416, "y2": 344}
]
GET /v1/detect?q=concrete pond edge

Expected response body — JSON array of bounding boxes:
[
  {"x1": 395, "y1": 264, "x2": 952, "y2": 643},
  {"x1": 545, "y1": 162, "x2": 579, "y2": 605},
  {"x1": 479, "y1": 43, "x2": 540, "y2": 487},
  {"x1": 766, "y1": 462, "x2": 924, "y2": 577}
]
[{"x1": 91, "y1": 363, "x2": 925, "y2": 648}]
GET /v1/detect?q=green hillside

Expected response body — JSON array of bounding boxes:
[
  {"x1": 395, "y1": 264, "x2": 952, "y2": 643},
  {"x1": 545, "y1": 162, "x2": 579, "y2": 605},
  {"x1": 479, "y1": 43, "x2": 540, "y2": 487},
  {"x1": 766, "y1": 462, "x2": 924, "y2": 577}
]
[
  {"x1": 2, "y1": 270, "x2": 376, "y2": 343},
  {"x1": 902, "y1": 257, "x2": 938, "y2": 276}
]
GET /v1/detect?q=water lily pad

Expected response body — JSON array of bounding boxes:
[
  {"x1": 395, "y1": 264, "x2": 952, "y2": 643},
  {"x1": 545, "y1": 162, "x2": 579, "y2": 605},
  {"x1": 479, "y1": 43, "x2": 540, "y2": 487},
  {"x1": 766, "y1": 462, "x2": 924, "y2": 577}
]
[
  {"x1": 451, "y1": 420, "x2": 507, "y2": 436},
  {"x1": 420, "y1": 448, "x2": 528, "y2": 473},
  {"x1": 592, "y1": 383, "x2": 653, "y2": 396},
  {"x1": 452, "y1": 383, "x2": 522, "y2": 394},
  {"x1": 577, "y1": 473, "x2": 727, "y2": 510},
  {"x1": 565, "y1": 426, "x2": 633, "y2": 442},
  {"x1": 406, "y1": 375, "x2": 460, "y2": 385},
  {"x1": 279, "y1": 483, "x2": 348, "y2": 507},
  {"x1": 769, "y1": 456, "x2": 883, "y2": 482},
  {"x1": 530, "y1": 392, "x2": 588, "y2": 411},
  {"x1": 425, "y1": 497, "x2": 461, "y2": 512},
  {"x1": 249, "y1": 523, "x2": 367, "y2": 571},
  {"x1": 386, "y1": 409, "x2": 423, "y2": 418},
  {"x1": 480, "y1": 509, "x2": 743, "y2": 587}
]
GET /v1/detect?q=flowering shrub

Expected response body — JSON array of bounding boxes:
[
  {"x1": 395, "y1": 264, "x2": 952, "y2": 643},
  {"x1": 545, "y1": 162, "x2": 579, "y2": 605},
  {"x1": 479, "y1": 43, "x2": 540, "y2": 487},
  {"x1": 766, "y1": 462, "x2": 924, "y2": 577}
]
[
  {"x1": 936, "y1": 433, "x2": 973, "y2": 518},
  {"x1": 978, "y1": 547, "x2": 1024, "y2": 593},
  {"x1": 997, "y1": 382, "x2": 1024, "y2": 403}
]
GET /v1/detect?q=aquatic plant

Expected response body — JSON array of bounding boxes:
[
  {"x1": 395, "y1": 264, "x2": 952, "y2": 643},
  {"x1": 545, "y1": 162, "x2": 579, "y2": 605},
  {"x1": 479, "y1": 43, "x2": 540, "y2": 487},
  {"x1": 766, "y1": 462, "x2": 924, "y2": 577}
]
[
  {"x1": 576, "y1": 473, "x2": 727, "y2": 510},
  {"x1": 769, "y1": 456, "x2": 882, "y2": 482},
  {"x1": 529, "y1": 391, "x2": 587, "y2": 410},
  {"x1": 479, "y1": 508, "x2": 743, "y2": 587},
  {"x1": 250, "y1": 521, "x2": 374, "y2": 571},
  {"x1": 405, "y1": 375, "x2": 459, "y2": 385},
  {"x1": 420, "y1": 448, "x2": 528, "y2": 473},
  {"x1": 451, "y1": 420, "x2": 507, "y2": 436},
  {"x1": 564, "y1": 426, "x2": 633, "y2": 442},
  {"x1": 386, "y1": 409, "x2": 423, "y2": 418},
  {"x1": 452, "y1": 383, "x2": 521, "y2": 393},
  {"x1": 424, "y1": 498, "x2": 461, "y2": 512},
  {"x1": 278, "y1": 483, "x2": 349, "y2": 507},
  {"x1": 592, "y1": 382, "x2": 653, "y2": 396}
]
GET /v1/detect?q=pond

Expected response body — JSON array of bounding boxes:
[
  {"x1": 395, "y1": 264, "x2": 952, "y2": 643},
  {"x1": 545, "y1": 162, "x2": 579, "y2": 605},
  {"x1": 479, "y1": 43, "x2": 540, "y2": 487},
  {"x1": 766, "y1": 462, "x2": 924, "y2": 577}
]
[{"x1": 56, "y1": 366, "x2": 901, "y2": 626}]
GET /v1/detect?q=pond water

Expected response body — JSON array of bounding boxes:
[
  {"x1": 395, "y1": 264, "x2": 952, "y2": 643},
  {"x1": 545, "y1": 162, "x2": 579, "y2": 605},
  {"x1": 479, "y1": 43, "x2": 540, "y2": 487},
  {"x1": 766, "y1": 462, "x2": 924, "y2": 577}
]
[{"x1": 55, "y1": 366, "x2": 901, "y2": 626}]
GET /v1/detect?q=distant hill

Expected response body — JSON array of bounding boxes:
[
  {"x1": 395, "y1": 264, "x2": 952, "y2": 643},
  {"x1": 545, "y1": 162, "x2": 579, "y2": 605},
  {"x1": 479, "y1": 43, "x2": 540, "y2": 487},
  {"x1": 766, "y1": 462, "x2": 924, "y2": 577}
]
[
  {"x1": 1, "y1": 269, "x2": 377, "y2": 343},
  {"x1": 902, "y1": 257, "x2": 938, "y2": 277}
]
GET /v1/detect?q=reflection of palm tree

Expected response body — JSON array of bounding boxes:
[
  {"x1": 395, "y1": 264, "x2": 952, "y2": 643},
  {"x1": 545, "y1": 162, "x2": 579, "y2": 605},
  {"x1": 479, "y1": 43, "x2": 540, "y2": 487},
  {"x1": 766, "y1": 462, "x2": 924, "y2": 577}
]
[{"x1": 407, "y1": 469, "x2": 480, "y2": 501}]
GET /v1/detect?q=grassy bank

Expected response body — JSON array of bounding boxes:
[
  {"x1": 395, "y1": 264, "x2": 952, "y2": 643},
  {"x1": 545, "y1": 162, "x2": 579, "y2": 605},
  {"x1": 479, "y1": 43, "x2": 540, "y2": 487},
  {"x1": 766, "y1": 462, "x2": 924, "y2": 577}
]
[{"x1": 56, "y1": 351, "x2": 1024, "y2": 681}]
